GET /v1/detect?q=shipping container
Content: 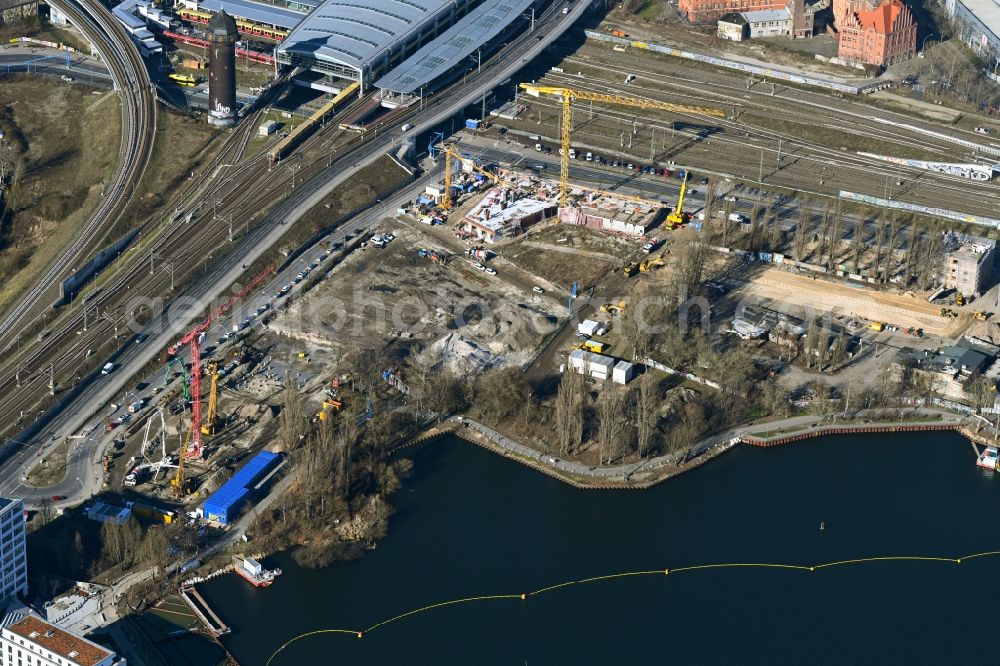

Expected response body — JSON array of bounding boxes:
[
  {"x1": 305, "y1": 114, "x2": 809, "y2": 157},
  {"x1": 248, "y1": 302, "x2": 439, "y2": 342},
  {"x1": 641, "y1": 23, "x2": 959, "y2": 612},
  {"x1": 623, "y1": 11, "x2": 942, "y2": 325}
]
[
  {"x1": 465, "y1": 119, "x2": 481, "y2": 130},
  {"x1": 202, "y1": 451, "x2": 281, "y2": 525}
]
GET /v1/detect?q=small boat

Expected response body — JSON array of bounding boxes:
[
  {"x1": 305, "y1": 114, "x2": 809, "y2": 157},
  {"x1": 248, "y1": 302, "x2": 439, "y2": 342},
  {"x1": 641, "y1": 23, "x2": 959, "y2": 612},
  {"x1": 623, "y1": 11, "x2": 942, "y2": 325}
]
[
  {"x1": 977, "y1": 447, "x2": 998, "y2": 470},
  {"x1": 233, "y1": 555, "x2": 281, "y2": 588},
  {"x1": 820, "y1": 521, "x2": 825, "y2": 531}
]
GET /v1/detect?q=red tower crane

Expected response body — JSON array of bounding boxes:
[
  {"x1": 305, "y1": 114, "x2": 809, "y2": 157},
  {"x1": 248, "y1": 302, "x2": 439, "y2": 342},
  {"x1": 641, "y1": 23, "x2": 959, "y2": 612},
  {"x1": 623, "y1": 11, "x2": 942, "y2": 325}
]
[{"x1": 168, "y1": 265, "x2": 275, "y2": 459}]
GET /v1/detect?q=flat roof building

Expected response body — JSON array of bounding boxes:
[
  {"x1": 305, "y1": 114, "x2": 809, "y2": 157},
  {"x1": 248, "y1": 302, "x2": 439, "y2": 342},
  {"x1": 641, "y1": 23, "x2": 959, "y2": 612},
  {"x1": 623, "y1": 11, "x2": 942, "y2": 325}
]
[
  {"x1": 942, "y1": 231, "x2": 996, "y2": 297},
  {"x1": 1, "y1": 615, "x2": 121, "y2": 666},
  {"x1": 0, "y1": 499, "x2": 26, "y2": 605},
  {"x1": 945, "y1": 0, "x2": 1000, "y2": 70},
  {"x1": 568, "y1": 349, "x2": 616, "y2": 381},
  {"x1": 742, "y1": 8, "x2": 792, "y2": 36},
  {"x1": 199, "y1": 0, "x2": 306, "y2": 29},
  {"x1": 717, "y1": 12, "x2": 749, "y2": 40},
  {"x1": 276, "y1": 0, "x2": 477, "y2": 88},
  {"x1": 375, "y1": 0, "x2": 535, "y2": 97}
]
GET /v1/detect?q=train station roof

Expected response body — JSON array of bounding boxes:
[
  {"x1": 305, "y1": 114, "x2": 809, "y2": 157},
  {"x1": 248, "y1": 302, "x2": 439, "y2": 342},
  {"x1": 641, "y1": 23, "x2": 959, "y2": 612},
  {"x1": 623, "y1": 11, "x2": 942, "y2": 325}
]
[
  {"x1": 375, "y1": 0, "x2": 532, "y2": 94},
  {"x1": 199, "y1": 0, "x2": 307, "y2": 29},
  {"x1": 278, "y1": 0, "x2": 457, "y2": 76}
]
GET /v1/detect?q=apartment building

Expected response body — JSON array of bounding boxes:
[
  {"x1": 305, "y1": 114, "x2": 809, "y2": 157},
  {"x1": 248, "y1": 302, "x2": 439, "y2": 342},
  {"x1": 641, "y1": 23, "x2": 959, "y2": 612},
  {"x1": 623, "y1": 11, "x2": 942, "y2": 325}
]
[
  {"x1": 0, "y1": 500, "x2": 26, "y2": 605},
  {"x1": 941, "y1": 232, "x2": 995, "y2": 297},
  {"x1": 0, "y1": 615, "x2": 122, "y2": 666}
]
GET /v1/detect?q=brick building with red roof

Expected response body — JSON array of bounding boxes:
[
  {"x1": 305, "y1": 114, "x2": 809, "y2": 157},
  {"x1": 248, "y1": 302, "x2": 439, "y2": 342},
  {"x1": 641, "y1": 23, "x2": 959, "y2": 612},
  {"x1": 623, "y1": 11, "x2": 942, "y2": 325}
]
[{"x1": 835, "y1": 0, "x2": 916, "y2": 66}]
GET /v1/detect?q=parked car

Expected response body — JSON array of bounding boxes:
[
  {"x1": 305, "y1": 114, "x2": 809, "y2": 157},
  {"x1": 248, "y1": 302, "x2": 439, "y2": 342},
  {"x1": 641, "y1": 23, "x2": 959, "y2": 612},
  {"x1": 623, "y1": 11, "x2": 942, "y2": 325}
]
[
  {"x1": 472, "y1": 262, "x2": 486, "y2": 271},
  {"x1": 484, "y1": 267, "x2": 497, "y2": 275},
  {"x1": 532, "y1": 286, "x2": 545, "y2": 293},
  {"x1": 975, "y1": 126, "x2": 992, "y2": 134}
]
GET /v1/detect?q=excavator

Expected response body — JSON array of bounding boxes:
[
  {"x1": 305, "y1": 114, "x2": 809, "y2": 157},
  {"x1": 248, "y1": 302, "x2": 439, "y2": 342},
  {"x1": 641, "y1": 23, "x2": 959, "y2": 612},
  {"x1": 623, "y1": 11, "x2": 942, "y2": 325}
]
[
  {"x1": 666, "y1": 172, "x2": 690, "y2": 229},
  {"x1": 640, "y1": 257, "x2": 665, "y2": 272}
]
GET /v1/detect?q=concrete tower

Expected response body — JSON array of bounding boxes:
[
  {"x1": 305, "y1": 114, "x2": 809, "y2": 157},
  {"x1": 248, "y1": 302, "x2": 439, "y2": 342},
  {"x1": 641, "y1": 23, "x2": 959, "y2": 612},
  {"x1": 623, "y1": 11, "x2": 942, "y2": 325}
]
[{"x1": 207, "y1": 9, "x2": 239, "y2": 127}]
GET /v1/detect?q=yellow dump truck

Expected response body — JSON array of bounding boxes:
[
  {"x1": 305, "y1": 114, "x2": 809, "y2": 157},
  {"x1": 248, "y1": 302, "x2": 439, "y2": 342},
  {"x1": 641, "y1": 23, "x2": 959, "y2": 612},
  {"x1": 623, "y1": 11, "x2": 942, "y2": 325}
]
[{"x1": 867, "y1": 322, "x2": 884, "y2": 332}]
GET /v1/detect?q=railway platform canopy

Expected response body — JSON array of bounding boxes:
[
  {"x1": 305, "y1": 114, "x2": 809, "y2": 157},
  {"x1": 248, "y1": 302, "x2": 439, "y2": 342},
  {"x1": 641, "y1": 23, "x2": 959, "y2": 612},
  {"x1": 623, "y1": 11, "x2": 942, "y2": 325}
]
[
  {"x1": 199, "y1": 0, "x2": 308, "y2": 30},
  {"x1": 276, "y1": 0, "x2": 476, "y2": 88},
  {"x1": 375, "y1": 0, "x2": 535, "y2": 102}
]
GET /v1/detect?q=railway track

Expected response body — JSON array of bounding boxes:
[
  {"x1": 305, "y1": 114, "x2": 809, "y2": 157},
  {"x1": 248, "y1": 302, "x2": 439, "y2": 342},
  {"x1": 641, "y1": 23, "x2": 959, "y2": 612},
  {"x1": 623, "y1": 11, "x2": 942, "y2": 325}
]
[
  {"x1": 0, "y1": 0, "x2": 156, "y2": 350},
  {"x1": 0, "y1": 0, "x2": 582, "y2": 443},
  {"x1": 525, "y1": 66, "x2": 1000, "y2": 216},
  {"x1": 0, "y1": 94, "x2": 360, "y2": 437}
]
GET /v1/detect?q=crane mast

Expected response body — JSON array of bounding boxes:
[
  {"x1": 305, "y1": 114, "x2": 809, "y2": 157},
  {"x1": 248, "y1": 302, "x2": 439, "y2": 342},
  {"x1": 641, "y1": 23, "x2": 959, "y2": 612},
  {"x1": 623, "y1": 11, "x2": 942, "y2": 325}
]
[
  {"x1": 169, "y1": 265, "x2": 275, "y2": 459},
  {"x1": 518, "y1": 84, "x2": 725, "y2": 207}
]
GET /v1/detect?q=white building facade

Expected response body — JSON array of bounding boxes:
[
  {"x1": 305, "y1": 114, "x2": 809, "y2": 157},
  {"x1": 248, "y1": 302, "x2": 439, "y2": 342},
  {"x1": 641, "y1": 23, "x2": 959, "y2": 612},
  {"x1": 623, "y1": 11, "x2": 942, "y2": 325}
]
[{"x1": 1, "y1": 615, "x2": 121, "y2": 666}]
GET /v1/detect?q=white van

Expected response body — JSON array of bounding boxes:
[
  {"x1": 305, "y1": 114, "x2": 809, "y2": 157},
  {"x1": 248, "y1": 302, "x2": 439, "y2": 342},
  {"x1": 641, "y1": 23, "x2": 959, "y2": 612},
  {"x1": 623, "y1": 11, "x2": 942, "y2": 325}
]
[
  {"x1": 728, "y1": 213, "x2": 749, "y2": 223},
  {"x1": 101, "y1": 363, "x2": 114, "y2": 375},
  {"x1": 585, "y1": 152, "x2": 593, "y2": 161},
  {"x1": 401, "y1": 123, "x2": 414, "y2": 132},
  {"x1": 568, "y1": 148, "x2": 577, "y2": 159},
  {"x1": 535, "y1": 143, "x2": 543, "y2": 152}
]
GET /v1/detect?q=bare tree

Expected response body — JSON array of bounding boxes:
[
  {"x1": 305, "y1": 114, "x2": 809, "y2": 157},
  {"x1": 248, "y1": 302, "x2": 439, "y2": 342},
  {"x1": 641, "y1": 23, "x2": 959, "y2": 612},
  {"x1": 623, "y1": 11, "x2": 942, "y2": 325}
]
[
  {"x1": 672, "y1": 233, "x2": 708, "y2": 292},
  {"x1": 882, "y1": 214, "x2": 899, "y2": 284},
  {"x1": 555, "y1": 369, "x2": 584, "y2": 455},
  {"x1": 793, "y1": 197, "x2": 811, "y2": 262},
  {"x1": 634, "y1": 374, "x2": 658, "y2": 457},
  {"x1": 826, "y1": 202, "x2": 844, "y2": 271},
  {"x1": 851, "y1": 213, "x2": 866, "y2": 273},
  {"x1": 279, "y1": 374, "x2": 305, "y2": 451},
  {"x1": 598, "y1": 384, "x2": 628, "y2": 464}
]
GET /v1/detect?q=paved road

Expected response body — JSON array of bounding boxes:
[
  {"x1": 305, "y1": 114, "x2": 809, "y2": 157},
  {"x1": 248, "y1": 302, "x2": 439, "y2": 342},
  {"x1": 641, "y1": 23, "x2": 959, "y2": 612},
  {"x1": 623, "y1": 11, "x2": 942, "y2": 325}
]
[
  {"x1": 0, "y1": 0, "x2": 594, "y2": 502},
  {"x1": 0, "y1": 168, "x2": 438, "y2": 506}
]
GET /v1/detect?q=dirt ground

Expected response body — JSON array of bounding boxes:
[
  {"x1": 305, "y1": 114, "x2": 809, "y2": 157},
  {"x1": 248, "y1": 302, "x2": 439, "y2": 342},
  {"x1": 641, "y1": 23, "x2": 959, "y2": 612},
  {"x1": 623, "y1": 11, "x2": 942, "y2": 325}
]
[
  {"x1": 736, "y1": 266, "x2": 968, "y2": 335},
  {"x1": 0, "y1": 78, "x2": 121, "y2": 311},
  {"x1": 114, "y1": 109, "x2": 222, "y2": 238},
  {"x1": 25, "y1": 439, "x2": 69, "y2": 487},
  {"x1": 503, "y1": 224, "x2": 638, "y2": 291},
  {"x1": 273, "y1": 221, "x2": 563, "y2": 373}
]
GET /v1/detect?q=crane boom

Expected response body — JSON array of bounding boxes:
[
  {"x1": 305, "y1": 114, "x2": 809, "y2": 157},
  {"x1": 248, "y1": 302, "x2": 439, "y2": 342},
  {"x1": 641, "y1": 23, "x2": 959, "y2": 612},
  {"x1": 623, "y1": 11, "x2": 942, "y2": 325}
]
[
  {"x1": 667, "y1": 172, "x2": 689, "y2": 228},
  {"x1": 519, "y1": 84, "x2": 725, "y2": 206},
  {"x1": 201, "y1": 361, "x2": 219, "y2": 436},
  {"x1": 169, "y1": 265, "x2": 275, "y2": 459},
  {"x1": 440, "y1": 143, "x2": 503, "y2": 209}
]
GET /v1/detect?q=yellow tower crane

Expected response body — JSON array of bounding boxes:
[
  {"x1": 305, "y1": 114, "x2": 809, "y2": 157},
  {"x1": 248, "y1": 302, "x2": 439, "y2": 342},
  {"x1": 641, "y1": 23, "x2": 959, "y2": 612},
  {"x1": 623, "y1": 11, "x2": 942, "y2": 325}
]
[
  {"x1": 172, "y1": 426, "x2": 191, "y2": 498},
  {"x1": 518, "y1": 84, "x2": 725, "y2": 207},
  {"x1": 200, "y1": 361, "x2": 219, "y2": 436},
  {"x1": 440, "y1": 143, "x2": 506, "y2": 210}
]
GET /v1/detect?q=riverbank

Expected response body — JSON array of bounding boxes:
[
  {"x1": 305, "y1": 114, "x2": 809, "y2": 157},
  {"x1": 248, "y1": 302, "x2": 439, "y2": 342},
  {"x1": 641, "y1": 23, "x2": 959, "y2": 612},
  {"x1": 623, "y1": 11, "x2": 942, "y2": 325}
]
[
  {"x1": 425, "y1": 407, "x2": 980, "y2": 489},
  {"x1": 205, "y1": 430, "x2": 1000, "y2": 665}
]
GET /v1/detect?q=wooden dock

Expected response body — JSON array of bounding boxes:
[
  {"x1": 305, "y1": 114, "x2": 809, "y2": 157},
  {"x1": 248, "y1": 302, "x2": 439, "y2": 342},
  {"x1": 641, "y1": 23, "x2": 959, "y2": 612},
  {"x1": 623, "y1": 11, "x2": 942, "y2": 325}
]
[{"x1": 178, "y1": 584, "x2": 230, "y2": 638}]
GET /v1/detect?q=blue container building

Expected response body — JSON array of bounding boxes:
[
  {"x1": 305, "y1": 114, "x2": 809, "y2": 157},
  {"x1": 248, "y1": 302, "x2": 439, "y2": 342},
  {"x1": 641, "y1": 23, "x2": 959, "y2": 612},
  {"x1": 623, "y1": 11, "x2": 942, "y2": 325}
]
[{"x1": 202, "y1": 450, "x2": 282, "y2": 525}]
